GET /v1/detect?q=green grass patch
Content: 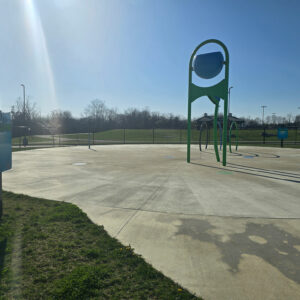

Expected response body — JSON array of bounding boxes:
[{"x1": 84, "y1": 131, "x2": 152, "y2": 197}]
[
  {"x1": 12, "y1": 136, "x2": 52, "y2": 146},
  {"x1": 0, "y1": 191, "x2": 200, "y2": 299},
  {"x1": 12, "y1": 147, "x2": 45, "y2": 152},
  {"x1": 61, "y1": 129, "x2": 200, "y2": 144}
]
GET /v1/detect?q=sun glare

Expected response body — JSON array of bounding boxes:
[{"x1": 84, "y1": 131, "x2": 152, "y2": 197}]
[{"x1": 22, "y1": 0, "x2": 58, "y2": 109}]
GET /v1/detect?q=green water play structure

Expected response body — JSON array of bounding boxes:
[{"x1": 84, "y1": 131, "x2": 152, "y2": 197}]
[
  {"x1": 197, "y1": 113, "x2": 240, "y2": 154},
  {"x1": 187, "y1": 39, "x2": 229, "y2": 166}
]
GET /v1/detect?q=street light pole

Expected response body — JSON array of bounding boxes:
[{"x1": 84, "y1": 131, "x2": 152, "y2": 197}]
[
  {"x1": 21, "y1": 84, "x2": 26, "y2": 121},
  {"x1": 261, "y1": 105, "x2": 267, "y2": 124},
  {"x1": 20, "y1": 84, "x2": 26, "y2": 147},
  {"x1": 272, "y1": 113, "x2": 276, "y2": 126},
  {"x1": 261, "y1": 105, "x2": 267, "y2": 144}
]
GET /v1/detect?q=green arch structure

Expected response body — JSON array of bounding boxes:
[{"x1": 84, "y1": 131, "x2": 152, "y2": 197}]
[
  {"x1": 187, "y1": 39, "x2": 229, "y2": 166},
  {"x1": 229, "y1": 121, "x2": 239, "y2": 153}
]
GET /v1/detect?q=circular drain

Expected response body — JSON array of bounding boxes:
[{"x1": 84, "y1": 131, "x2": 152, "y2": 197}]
[{"x1": 73, "y1": 162, "x2": 87, "y2": 166}]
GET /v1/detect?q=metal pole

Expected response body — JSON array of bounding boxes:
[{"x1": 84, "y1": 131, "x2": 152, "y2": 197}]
[
  {"x1": 222, "y1": 97, "x2": 228, "y2": 166},
  {"x1": 214, "y1": 104, "x2": 220, "y2": 162},
  {"x1": 21, "y1": 84, "x2": 25, "y2": 120},
  {"x1": 21, "y1": 84, "x2": 27, "y2": 148},
  {"x1": 228, "y1": 86, "x2": 233, "y2": 115},
  {"x1": 261, "y1": 105, "x2": 267, "y2": 124},
  {"x1": 261, "y1": 105, "x2": 267, "y2": 144}
]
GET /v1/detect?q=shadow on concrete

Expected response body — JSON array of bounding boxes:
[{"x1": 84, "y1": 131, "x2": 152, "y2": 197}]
[
  {"x1": 201, "y1": 149, "x2": 280, "y2": 159},
  {"x1": 176, "y1": 218, "x2": 300, "y2": 283},
  {"x1": 228, "y1": 162, "x2": 300, "y2": 178},
  {"x1": 246, "y1": 151, "x2": 280, "y2": 159},
  {"x1": 190, "y1": 162, "x2": 300, "y2": 183}
]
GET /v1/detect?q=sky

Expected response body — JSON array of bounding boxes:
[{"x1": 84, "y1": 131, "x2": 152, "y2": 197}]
[{"x1": 0, "y1": 0, "x2": 299, "y2": 120}]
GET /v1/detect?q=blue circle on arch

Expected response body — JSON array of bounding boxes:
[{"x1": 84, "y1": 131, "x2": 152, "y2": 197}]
[{"x1": 193, "y1": 51, "x2": 224, "y2": 79}]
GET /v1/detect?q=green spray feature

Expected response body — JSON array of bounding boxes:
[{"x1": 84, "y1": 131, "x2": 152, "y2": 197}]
[{"x1": 187, "y1": 39, "x2": 229, "y2": 166}]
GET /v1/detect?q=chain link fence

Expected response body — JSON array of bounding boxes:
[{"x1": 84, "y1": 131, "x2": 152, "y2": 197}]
[{"x1": 12, "y1": 127, "x2": 300, "y2": 149}]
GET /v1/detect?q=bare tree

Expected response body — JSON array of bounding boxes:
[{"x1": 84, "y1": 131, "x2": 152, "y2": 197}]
[
  {"x1": 84, "y1": 99, "x2": 109, "y2": 131},
  {"x1": 11, "y1": 97, "x2": 41, "y2": 135}
]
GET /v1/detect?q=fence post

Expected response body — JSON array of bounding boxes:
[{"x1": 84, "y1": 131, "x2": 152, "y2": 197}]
[
  {"x1": 93, "y1": 132, "x2": 95, "y2": 145},
  {"x1": 124, "y1": 128, "x2": 126, "y2": 144},
  {"x1": 53, "y1": 135, "x2": 55, "y2": 147}
]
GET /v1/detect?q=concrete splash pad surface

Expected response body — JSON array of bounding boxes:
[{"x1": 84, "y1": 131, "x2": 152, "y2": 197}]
[{"x1": 4, "y1": 145, "x2": 300, "y2": 300}]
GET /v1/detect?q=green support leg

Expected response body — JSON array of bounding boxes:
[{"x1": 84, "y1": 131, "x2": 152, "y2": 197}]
[
  {"x1": 213, "y1": 103, "x2": 220, "y2": 162},
  {"x1": 187, "y1": 101, "x2": 191, "y2": 163},
  {"x1": 222, "y1": 98, "x2": 228, "y2": 166}
]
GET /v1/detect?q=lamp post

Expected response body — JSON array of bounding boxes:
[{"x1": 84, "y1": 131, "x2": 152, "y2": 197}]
[
  {"x1": 261, "y1": 105, "x2": 267, "y2": 144},
  {"x1": 21, "y1": 84, "x2": 26, "y2": 121},
  {"x1": 20, "y1": 84, "x2": 27, "y2": 147},
  {"x1": 272, "y1": 113, "x2": 276, "y2": 125},
  {"x1": 261, "y1": 105, "x2": 267, "y2": 124}
]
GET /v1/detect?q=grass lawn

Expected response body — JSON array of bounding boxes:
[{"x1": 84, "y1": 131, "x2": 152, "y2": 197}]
[
  {"x1": 12, "y1": 147, "x2": 50, "y2": 152},
  {"x1": 61, "y1": 129, "x2": 201, "y2": 144},
  {"x1": 0, "y1": 191, "x2": 200, "y2": 300}
]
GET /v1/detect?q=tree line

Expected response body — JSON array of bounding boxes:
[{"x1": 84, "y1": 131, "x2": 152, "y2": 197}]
[{"x1": 9, "y1": 98, "x2": 300, "y2": 137}]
